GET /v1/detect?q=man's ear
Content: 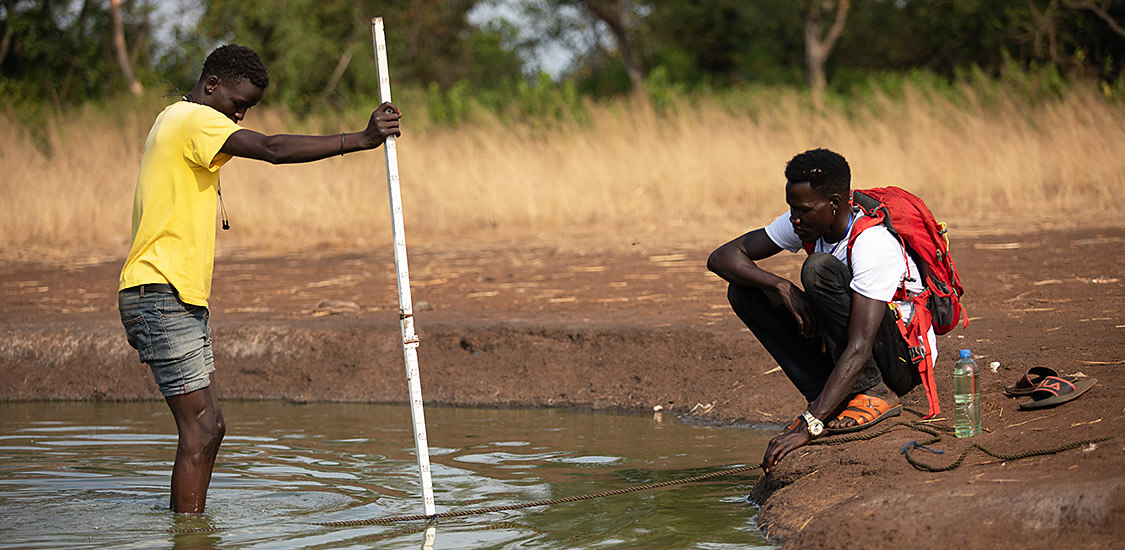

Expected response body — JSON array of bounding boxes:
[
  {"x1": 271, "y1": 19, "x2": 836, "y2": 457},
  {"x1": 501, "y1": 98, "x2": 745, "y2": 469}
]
[
  {"x1": 203, "y1": 75, "x2": 221, "y2": 95},
  {"x1": 828, "y1": 193, "x2": 843, "y2": 212}
]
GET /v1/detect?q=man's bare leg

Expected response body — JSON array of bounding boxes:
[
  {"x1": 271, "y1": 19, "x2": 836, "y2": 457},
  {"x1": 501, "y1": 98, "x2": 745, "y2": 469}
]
[{"x1": 165, "y1": 373, "x2": 225, "y2": 513}]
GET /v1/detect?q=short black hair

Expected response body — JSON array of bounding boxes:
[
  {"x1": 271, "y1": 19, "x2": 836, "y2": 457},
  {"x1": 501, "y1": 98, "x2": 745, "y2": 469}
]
[
  {"x1": 784, "y1": 148, "x2": 850, "y2": 198},
  {"x1": 200, "y1": 44, "x2": 269, "y2": 90}
]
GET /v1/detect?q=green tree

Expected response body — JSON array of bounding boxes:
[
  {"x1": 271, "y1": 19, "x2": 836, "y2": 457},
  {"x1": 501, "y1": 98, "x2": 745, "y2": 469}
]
[
  {"x1": 2, "y1": 0, "x2": 1120, "y2": 114},
  {"x1": 801, "y1": 0, "x2": 849, "y2": 109},
  {"x1": 498, "y1": 0, "x2": 652, "y2": 97},
  {"x1": 110, "y1": 0, "x2": 143, "y2": 95},
  {"x1": 826, "y1": 0, "x2": 1122, "y2": 88},
  {"x1": 645, "y1": 0, "x2": 804, "y2": 88},
  {"x1": 0, "y1": 0, "x2": 153, "y2": 106},
  {"x1": 574, "y1": 0, "x2": 647, "y2": 97},
  {"x1": 192, "y1": 0, "x2": 525, "y2": 111}
]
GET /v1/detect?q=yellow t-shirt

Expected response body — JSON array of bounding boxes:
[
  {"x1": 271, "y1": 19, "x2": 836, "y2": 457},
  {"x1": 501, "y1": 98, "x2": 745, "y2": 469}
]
[{"x1": 119, "y1": 101, "x2": 241, "y2": 307}]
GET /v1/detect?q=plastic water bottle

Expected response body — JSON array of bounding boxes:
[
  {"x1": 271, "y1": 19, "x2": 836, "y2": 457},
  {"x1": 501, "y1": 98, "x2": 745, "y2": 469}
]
[{"x1": 953, "y1": 349, "x2": 981, "y2": 438}]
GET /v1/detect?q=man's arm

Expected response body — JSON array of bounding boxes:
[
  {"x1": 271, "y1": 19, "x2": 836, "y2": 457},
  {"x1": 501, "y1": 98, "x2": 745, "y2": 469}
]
[
  {"x1": 708, "y1": 229, "x2": 817, "y2": 338},
  {"x1": 761, "y1": 293, "x2": 885, "y2": 472},
  {"x1": 220, "y1": 102, "x2": 401, "y2": 164},
  {"x1": 707, "y1": 228, "x2": 783, "y2": 286},
  {"x1": 806, "y1": 293, "x2": 885, "y2": 421}
]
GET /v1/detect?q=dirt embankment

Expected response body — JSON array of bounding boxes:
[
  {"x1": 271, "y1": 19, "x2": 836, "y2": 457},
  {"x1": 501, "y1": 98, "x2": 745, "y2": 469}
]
[{"x1": 1, "y1": 226, "x2": 1122, "y2": 548}]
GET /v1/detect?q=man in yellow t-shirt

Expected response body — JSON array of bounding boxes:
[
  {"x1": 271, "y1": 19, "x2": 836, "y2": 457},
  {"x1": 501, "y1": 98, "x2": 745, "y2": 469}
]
[{"x1": 118, "y1": 44, "x2": 402, "y2": 514}]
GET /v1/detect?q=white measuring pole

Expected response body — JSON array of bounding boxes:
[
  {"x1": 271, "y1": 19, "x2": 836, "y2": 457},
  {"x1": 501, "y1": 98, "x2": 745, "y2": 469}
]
[{"x1": 371, "y1": 16, "x2": 436, "y2": 519}]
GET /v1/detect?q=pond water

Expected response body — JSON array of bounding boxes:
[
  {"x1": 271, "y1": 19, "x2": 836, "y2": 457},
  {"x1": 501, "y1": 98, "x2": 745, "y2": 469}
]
[{"x1": 0, "y1": 401, "x2": 777, "y2": 549}]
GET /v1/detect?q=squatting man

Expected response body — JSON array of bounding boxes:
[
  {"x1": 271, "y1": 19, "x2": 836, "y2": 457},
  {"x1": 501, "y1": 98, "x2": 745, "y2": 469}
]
[{"x1": 707, "y1": 148, "x2": 935, "y2": 473}]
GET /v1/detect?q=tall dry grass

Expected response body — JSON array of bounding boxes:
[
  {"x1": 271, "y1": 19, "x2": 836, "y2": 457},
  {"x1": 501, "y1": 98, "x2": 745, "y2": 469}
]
[{"x1": 3, "y1": 83, "x2": 1123, "y2": 262}]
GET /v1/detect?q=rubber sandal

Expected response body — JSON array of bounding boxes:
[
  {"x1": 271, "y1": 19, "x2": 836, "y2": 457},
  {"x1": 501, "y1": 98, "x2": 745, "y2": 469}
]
[
  {"x1": 825, "y1": 393, "x2": 903, "y2": 434},
  {"x1": 1018, "y1": 376, "x2": 1097, "y2": 410},
  {"x1": 1004, "y1": 366, "x2": 1058, "y2": 397}
]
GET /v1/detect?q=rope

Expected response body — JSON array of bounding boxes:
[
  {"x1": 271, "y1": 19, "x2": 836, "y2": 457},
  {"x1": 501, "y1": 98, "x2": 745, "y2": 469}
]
[
  {"x1": 175, "y1": 420, "x2": 1111, "y2": 531},
  {"x1": 805, "y1": 420, "x2": 1113, "y2": 473},
  {"x1": 316, "y1": 464, "x2": 762, "y2": 527}
]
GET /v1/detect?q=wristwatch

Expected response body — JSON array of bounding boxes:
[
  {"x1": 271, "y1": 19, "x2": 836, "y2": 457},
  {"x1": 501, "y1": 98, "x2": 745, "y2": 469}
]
[{"x1": 801, "y1": 411, "x2": 824, "y2": 436}]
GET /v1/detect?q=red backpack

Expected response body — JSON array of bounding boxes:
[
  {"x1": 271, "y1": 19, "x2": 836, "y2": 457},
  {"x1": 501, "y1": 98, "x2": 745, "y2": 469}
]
[{"x1": 805, "y1": 186, "x2": 969, "y2": 418}]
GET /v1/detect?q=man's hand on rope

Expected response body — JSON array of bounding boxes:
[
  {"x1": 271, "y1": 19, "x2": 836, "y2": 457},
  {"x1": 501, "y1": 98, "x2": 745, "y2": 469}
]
[{"x1": 762, "y1": 423, "x2": 810, "y2": 473}]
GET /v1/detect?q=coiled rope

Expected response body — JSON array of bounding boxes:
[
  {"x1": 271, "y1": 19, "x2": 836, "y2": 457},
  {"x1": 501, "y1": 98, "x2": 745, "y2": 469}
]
[
  {"x1": 813, "y1": 420, "x2": 1113, "y2": 472},
  {"x1": 314, "y1": 420, "x2": 1112, "y2": 527}
]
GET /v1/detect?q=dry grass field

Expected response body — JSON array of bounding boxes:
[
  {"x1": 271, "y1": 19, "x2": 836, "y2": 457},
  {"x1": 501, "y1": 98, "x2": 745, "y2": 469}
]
[{"x1": 2, "y1": 83, "x2": 1122, "y2": 262}]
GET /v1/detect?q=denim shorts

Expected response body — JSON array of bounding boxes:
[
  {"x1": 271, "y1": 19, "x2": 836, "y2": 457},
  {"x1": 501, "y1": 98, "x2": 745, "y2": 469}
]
[{"x1": 119, "y1": 286, "x2": 214, "y2": 397}]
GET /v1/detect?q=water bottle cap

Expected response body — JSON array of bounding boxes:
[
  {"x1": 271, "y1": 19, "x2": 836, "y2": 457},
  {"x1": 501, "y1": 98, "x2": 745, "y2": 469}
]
[{"x1": 959, "y1": 349, "x2": 971, "y2": 358}]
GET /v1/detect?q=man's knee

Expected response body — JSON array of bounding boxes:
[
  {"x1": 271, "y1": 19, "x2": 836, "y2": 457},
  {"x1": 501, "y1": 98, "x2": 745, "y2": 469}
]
[
  {"x1": 726, "y1": 282, "x2": 754, "y2": 305},
  {"x1": 801, "y1": 252, "x2": 850, "y2": 295},
  {"x1": 198, "y1": 409, "x2": 224, "y2": 452},
  {"x1": 726, "y1": 282, "x2": 773, "y2": 315},
  {"x1": 185, "y1": 416, "x2": 222, "y2": 443},
  {"x1": 173, "y1": 405, "x2": 224, "y2": 454},
  {"x1": 213, "y1": 414, "x2": 226, "y2": 447},
  {"x1": 217, "y1": 419, "x2": 226, "y2": 447}
]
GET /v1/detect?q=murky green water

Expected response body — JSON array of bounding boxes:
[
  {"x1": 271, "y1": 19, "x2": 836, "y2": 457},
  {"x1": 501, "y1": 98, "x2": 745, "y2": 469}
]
[{"x1": 0, "y1": 401, "x2": 776, "y2": 549}]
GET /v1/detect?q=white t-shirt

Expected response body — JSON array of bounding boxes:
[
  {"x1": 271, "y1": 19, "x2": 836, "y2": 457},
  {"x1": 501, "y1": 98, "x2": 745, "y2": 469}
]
[{"x1": 763, "y1": 207, "x2": 938, "y2": 358}]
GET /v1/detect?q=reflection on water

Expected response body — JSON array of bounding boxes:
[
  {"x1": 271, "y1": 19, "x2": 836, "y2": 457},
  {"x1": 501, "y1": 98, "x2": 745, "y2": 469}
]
[{"x1": 0, "y1": 401, "x2": 777, "y2": 549}]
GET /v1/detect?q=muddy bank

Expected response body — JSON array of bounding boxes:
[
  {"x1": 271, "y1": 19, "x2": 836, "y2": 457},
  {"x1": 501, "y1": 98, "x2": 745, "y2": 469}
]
[
  {"x1": 1, "y1": 226, "x2": 1123, "y2": 548},
  {"x1": 2, "y1": 319, "x2": 789, "y2": 416}
]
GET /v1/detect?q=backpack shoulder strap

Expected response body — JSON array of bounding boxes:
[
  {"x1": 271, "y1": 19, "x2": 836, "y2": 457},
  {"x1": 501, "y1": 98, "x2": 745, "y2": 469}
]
[
  {"x1": 851, "y1": 189, "x2": 881, "y2": 215},
  {"x1": 845, "y1": 192, "x2": 889, "y2": 266}
]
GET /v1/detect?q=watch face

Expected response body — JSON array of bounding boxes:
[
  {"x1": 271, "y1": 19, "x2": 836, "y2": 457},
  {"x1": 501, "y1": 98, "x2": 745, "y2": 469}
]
[{"x1": 803, "y1": 412, "x2": 823, "y2": 436}]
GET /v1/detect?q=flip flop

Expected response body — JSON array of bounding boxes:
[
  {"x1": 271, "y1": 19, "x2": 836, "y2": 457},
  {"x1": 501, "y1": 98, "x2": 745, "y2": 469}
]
[
  {"x1": 1018, "y1": 376, "x2": 1097, "y2": 410},
  {"x1": 1004, "y1": 366, "x2": 1058, "y2": 397},
  {"x1": 826, "y1": 393, "x2": 903, "y2": 434}
]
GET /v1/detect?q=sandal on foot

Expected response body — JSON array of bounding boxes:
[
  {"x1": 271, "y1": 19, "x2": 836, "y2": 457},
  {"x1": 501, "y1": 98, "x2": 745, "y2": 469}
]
[
  {"x1": 1004, "y1": 366, "x2": 1058, "y2": 397},
  {"x1": 826, "y1": 394, "x2": 902, "y2": 434},
  {"x1": 1018, "y1": 376, "x2": 1097, "y2": 410}
]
